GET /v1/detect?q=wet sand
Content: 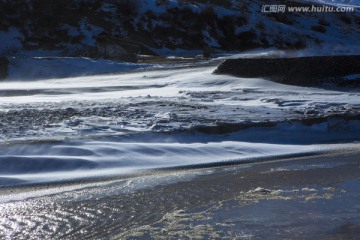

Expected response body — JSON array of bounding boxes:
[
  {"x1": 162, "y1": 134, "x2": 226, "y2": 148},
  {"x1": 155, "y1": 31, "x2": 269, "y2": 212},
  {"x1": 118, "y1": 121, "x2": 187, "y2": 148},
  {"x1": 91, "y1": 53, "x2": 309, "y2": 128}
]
[{"x1": 1, "y1": 149, "x2": 360, "y2": 239}]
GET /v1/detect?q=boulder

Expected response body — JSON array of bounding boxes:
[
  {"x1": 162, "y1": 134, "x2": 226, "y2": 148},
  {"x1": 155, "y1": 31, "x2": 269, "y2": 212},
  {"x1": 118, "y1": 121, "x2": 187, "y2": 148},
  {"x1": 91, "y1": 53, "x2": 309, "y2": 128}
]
[{"x1": 214, "y1": 55, "x2": 360, "y2": 87}]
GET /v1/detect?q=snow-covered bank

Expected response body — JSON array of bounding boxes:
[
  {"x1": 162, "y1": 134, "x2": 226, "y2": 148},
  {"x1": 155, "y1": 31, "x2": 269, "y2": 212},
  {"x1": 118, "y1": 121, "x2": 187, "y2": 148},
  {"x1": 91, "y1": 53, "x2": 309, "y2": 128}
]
[
  {"x1": 0, "y1": 65, "x2": 360, "y2": 141},
  {"x1": 0, "y1": 132, "x2": 359, "y2": 185}
]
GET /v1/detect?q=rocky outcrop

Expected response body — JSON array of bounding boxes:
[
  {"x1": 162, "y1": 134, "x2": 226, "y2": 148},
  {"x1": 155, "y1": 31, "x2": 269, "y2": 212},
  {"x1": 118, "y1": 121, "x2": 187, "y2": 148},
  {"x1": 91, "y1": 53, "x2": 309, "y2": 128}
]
[
  {"x1": 0, "y1": 57, "x2": 9, "y2": 80},
  {"x1": 214, "y1": 56, "x2": 360, "y2": 87},
  {"x1": 95, "y1": 34, "x2": 157, "y2": 62}
]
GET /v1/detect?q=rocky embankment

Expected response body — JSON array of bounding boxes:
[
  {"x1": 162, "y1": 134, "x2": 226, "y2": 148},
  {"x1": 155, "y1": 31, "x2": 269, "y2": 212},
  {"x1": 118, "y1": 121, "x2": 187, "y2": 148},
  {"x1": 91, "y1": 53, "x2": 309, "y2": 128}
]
[
  {"x1": 214, "y1": 56, "x2": 360, "y2": 87},
  {"x1": 0, "y1": 57, "x2": 8, "y2": 80}
]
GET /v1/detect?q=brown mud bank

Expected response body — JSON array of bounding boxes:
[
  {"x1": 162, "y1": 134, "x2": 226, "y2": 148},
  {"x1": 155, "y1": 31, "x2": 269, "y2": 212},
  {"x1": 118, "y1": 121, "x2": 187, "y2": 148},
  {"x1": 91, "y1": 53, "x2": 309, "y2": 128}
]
[{"x1": 214, "y1": 55, "x2": 360, "y2": 87}]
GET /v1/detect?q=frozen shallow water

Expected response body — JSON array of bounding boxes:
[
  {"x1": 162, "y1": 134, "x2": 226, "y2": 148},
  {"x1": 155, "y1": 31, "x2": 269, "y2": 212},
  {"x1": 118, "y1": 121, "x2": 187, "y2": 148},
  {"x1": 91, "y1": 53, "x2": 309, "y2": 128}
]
[{"x1": 0, "y1": 59, "x2": 359, "y2": 185}]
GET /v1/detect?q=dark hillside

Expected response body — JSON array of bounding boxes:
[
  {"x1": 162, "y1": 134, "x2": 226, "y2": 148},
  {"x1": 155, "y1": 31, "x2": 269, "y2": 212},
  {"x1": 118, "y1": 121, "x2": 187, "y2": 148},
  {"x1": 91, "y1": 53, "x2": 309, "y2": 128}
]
[{"x1": 0, "y1": 0, "x2": 359, "y2": 57}]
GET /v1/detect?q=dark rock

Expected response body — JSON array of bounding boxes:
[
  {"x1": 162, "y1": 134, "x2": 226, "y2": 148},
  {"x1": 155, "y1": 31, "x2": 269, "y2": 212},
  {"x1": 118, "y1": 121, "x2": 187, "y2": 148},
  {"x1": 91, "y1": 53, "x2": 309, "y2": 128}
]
[
  {"x1": 0, "y1": 57, "x2": 9, "y2": 80},
  {"x1": 214, "y1": 55, "x2": 360, "y2": 87}
]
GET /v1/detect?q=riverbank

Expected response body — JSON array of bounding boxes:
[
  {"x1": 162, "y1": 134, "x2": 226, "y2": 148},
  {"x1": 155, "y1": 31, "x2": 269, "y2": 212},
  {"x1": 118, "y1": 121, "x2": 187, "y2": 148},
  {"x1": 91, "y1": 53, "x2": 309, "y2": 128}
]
[{"x1": 1, "y1": 148, "x2": 360, "y2": 239}]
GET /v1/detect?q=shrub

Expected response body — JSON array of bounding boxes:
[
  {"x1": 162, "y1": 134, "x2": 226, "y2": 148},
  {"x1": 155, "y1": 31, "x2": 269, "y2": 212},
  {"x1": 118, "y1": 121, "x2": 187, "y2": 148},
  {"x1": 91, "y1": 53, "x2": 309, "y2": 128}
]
[
  {"x1": 339, "y1": 14, "x2": 352, "y2": 24},
  {"x1": 318, "y1": 17, "x2": 330, "y2": 26},
  {"x1": 311, "y1": 25, "x2": 327, "y2": 33},
  {"x1": 200, "y1": 6, "x2": 218, "y2": 27},
  {"x1": 218, "y1": 15, "x2": 236, "y2": 37}
]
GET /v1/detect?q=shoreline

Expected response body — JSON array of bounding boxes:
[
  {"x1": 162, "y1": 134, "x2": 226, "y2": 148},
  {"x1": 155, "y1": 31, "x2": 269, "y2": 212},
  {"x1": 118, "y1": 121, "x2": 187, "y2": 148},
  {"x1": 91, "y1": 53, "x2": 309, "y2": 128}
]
[
  {"x1": 1, "y1": 149, "x2": 360, "y2": 238},
  {"x1": 0, "y1": 144, "x2": 358, "y2": 195}
]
